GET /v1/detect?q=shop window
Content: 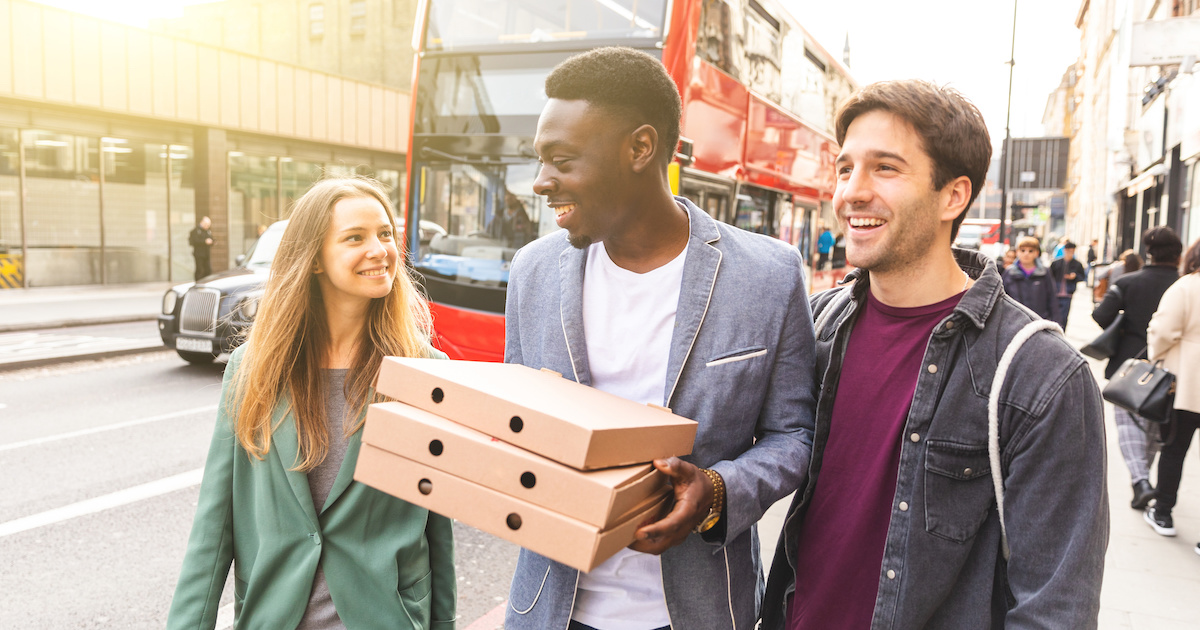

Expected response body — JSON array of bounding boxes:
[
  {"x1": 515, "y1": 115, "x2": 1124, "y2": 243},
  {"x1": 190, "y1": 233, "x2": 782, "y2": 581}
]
[
  {"x1": 0, "y1": 128, "x2": 19, "y2": 287},
  {"x1": 168, "y1": 145, "x2": 195, "y2": 282},
  {"x1": 350, "y1": 0, "x2": 367, "y2": 35},
  {"x1": 310, "y1": 3, "x2": 325, "y2": 38},
  {"x1": 21, "y1": 131, "x2": 101, "y2": 286},
  {"x1": 102, "y1": 139, "x2": 169, "y2": 283},
  {"x1": 228, "y1": 153, "x2": 280, "y2": 265}
]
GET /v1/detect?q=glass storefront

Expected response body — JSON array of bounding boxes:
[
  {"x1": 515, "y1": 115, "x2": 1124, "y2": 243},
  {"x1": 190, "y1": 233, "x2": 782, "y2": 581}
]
[
  {"x1": 0, "y1": 129, "x2": 19, "y2": 288},
  {"x1": 169, "y1": 145, "x2": 196, "y2": 282},
  {"x1": 101, "y1": 138, "x2": 170, "y2": 283},
  {"x1": 228, "y1": 154, "x2": 280, "y2": 260},
  {"x1": 22, "y1": 130, "x2": 102, "y2": 287}
]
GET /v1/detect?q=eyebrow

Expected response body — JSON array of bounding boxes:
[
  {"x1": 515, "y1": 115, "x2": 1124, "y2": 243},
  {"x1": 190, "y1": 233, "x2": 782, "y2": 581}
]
[
  {"x1": 835, "y1": 149, "x2": 911, "y2": 165},
  {"x1": 338, "y1": 223, "x2": 391, "y2": 234}
]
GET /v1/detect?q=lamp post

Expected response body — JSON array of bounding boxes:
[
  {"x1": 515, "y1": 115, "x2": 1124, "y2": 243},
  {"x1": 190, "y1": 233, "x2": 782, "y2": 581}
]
[{"x1": 997, "y1": 0, "x2": 1018, "y2": 248}]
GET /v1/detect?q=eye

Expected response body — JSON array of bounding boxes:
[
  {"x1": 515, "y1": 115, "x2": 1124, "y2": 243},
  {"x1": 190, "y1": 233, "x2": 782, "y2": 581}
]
[
  {"x1": 380, "y1": 229, "x2": 393, "y2": 239},
  {"x1": 836, "y1": 165, "x2": 852, "y2": 176},
  {"x1": 345, "y1": 234, "x2": 362, "y2": 242}
]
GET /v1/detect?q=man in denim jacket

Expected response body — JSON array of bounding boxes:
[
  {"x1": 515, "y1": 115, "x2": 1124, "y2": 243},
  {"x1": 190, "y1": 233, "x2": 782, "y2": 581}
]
[{"x1": 761, "y1": 81, "x2": 1108, "y2": 629}]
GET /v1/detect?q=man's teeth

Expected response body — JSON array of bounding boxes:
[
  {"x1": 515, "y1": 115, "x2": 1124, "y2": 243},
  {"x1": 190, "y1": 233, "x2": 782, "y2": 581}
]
[
  {"x1": 555, "y1": 204, "x2": 575, "y2": 217},
  {"x1": 849, "y1": 217, "x2": 885, "y2": 228}
]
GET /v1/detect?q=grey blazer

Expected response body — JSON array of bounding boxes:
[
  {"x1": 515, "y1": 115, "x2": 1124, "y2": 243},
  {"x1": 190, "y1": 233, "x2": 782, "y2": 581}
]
[{"x1": 504, "y1": 197, "x2": 817, "y2": 629}]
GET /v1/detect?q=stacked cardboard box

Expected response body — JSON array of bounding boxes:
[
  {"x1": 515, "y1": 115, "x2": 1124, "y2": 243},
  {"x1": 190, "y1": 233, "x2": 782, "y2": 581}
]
[{"x1": 353, "y1": 357, "x2": 699, "y2": 572}]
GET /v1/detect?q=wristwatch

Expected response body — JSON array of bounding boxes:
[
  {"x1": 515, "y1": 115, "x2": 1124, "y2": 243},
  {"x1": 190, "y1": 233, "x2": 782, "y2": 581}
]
[{"x1": 694, "y1": 468, "x2": 726, "y2": 534}]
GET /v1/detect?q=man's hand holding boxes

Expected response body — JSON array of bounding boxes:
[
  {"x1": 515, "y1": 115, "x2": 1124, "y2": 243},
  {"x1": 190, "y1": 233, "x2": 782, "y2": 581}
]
[{"x1": 354, "y1": 357, "x2": 699, "y2": 572}]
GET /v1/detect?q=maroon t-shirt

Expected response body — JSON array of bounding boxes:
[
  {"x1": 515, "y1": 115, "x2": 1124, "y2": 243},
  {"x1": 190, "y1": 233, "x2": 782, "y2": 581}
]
[{"x1": 787, "y1": 290, "x2": 962, "y2": 630}]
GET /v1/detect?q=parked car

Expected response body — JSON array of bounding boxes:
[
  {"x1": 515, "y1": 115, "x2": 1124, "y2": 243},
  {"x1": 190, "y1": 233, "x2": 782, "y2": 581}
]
[
  {"x1": 953, "y1": 223, "x2": 984, "y2": 250},
  {"x1": 157, "y1": 221, "x2": 286, "y2": 364}
]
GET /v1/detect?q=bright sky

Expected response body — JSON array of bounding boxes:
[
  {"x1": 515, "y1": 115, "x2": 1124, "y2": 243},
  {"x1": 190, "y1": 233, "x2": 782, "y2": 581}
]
[
  {"x1": 33, "y1": 0, "x2": 1082, "y2": 149},
  {"x1": 783, "y1": 0, "x2": 1084, "y2": 147}
]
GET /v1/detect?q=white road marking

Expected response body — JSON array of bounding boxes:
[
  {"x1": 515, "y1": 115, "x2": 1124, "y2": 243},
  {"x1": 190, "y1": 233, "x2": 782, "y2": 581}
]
[
  {"x1": 0, "y1": 405, "x2": 219, "y2": 452},
  {"x1": 0, "y1": 468, "x2": 203, "y2": 538}
]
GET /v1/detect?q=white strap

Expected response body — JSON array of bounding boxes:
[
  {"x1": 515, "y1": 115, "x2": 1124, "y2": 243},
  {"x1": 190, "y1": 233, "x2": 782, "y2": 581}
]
[{"x1": 988, "y1": 319, "x2": 1061, "y2": 560}]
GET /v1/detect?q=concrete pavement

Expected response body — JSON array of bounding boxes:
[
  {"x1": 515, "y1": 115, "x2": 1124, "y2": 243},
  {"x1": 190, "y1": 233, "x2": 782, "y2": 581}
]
[{"x1": 0, "y1": 283, "x2": 171, "y2": 369}]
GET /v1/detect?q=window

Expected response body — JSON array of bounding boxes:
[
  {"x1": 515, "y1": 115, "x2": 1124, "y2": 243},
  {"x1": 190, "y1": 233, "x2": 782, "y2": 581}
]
[
  {"x1": 350, "y1": 0, "x2": 366, "y2": 35},
  {"x1": 309, "y1": 3, "x2": 324, "y2": 38}
]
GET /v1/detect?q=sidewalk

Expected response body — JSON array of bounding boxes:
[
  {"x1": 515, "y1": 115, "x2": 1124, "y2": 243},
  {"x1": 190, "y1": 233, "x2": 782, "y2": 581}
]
[
  {"x1": 758, "y1": 290, "x2": 1200, "y2": 628},
  {"x1": 0, "y1": 283, "x2": 171, "y2": 369}
]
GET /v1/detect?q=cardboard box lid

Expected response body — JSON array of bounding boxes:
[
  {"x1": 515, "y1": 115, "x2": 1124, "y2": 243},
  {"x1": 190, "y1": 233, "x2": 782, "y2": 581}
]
[
  {"x1": 374, "y1": 357, "x2": 697, "y2": 470},
  {"x1": 355, "y1": 444, "x2": 670, "y2": 573},
  {"x1": 363, "y1": 401, "x2": 667, "y2": 528}
]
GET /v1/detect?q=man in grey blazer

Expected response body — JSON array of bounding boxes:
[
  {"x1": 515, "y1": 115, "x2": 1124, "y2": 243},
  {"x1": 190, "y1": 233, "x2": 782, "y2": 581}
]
[{"x1": 503, "y1": 47, "x2": 816, "y2": 630}]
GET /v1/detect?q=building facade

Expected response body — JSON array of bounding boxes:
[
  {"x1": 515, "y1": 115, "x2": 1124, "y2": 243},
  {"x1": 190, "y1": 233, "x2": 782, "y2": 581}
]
[
  {"x1": 153, "y1": 0, "x2": 420, "y2": 94},
  {"x1": 0, "y1": 0, "x2": 412, "y2": 288},
  {"x1": 1069, "y1": 0, "x2": 1200, "y2": 261}
]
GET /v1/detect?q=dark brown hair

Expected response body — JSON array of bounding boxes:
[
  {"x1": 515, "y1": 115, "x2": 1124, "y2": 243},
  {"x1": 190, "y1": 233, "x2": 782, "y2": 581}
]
[
  {"x1": 835, "y1": 80, "x2": 992, "y2": 240},
  {"x1": 1143, "y1": 226, "x2": 1182, "y2": 265}
]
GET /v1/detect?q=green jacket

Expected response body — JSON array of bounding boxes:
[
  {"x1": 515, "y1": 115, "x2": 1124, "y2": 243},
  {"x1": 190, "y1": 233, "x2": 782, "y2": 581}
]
[{"x1": 167, "y1": 346, "x2": 456, "y2": 630}]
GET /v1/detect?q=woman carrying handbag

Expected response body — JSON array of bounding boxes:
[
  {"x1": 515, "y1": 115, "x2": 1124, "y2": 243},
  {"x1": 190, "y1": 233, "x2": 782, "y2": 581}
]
[
  {"x1": 167, "y1": 177, "x2": 456, "y2": 629},
  {"x1": 1092, "y1": 227, "x2": 1182, "y2": 510},
  {"x1": 1145, "y1": 237, "x2": 1200, "y2": 547}
]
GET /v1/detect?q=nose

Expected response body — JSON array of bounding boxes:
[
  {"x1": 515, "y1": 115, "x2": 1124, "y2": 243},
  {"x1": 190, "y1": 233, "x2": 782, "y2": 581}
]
[
  {"x1": 837, "y1": 168, "x2": 872, "y2": 208},
  {"x1": 533, "y1": 163, "x2": 556, "y2": 197},
  {"x1": 365, "y1": 235, "x2": 388, "y2": 259}
]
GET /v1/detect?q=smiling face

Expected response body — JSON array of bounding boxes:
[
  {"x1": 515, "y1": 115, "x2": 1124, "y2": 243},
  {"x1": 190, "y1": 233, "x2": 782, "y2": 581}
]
[
  {"x1": 533, "y1": 98, "x2": 635, "y2": 249},
  {"x1": 833, "y1": 110, "x2": 960, "y2": 275},
  {"x1": 314, "y1": 195, "x2": 398, "y2": 307}
]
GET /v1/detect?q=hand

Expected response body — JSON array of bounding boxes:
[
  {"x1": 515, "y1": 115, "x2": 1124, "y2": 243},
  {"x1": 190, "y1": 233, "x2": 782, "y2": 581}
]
[
  {"x1": 205, "y1": 238, "x2": 213, "y2": 245},
  {"x1": 628, "y1": 457, "x2": 715, "y2": 555},
  {"x1": 1066, "y1": 273, "x2": 1075, "y2": 280}
]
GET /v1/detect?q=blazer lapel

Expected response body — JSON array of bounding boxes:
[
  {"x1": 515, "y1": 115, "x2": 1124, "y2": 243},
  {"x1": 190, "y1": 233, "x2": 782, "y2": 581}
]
[
  {"x1": 271, "y1": 404, "x2": 321, "y2": 529},
  {"x1": 320, "y1": 420, "x2": 363, "y2": 513},
  {"x1": 559, "y1": 245, "x2": 592, "y2": 385},
  {"x1": 665, "y1": 201, "x2": 722, "y2": 407}
]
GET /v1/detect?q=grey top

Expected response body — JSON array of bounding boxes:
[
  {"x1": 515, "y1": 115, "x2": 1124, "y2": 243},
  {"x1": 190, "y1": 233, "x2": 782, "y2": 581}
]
[{"x1": 297, "y1": 368, "x2": 350, "y2": 630}]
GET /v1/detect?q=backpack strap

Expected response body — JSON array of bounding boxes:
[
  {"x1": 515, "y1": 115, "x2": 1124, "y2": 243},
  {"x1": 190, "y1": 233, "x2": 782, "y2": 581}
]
[{"x1": 988, "y1": 319, "x2": 1062, "y2": 560}]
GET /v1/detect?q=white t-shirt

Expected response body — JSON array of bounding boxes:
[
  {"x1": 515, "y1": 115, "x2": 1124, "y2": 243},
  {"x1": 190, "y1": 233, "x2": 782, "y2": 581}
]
[{"x1": 571, "y1": 241, "x2": 687, "y2": 630}]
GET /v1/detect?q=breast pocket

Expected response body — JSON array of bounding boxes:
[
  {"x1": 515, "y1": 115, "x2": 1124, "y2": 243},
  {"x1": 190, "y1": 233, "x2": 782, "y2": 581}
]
[
  {"x1": 705, "y1": 345, "x2": 768, "y2": 367},
  {"x1": 923, "y1": 440, "x2": 994, "y2": 543}
]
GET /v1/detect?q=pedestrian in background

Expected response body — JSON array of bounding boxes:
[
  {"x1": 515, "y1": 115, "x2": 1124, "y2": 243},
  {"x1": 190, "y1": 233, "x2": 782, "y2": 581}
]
[
  {"x1": 1145, "y1": 236, "x2": 1200, "y2": 543},
  {"x1": 167, "y1": 177, "x2": 456, "y2": 630},
  {"x1": 1092, "y1": 226, "x2": 1183, "y2": 511},
  {"x1": 762, "y1": 80, "x2": 1107, "y2": 629},
  {"x1": 816, "y1": 224, "x2": 834, "y2": 270},
  {"x1": 189, "y1": 216, "x2": 214, "y2": 281},
  {"x1": 1086, "y1": 238, "x2": 1099, "y2": 285},
  {"x1": 1049, "y1": 240, "x2": 1086, "y2": 330},
  {"x1": 1002, "y1": 235, "x2": 1060, "y2": 322},
  {"x1": 996, "y1": 246, "x2": 1016, "y2": 271}
]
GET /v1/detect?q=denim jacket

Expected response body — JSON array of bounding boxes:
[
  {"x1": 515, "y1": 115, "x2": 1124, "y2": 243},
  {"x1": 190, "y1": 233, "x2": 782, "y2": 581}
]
[{"x1": 762, "y1": 250, "x2": 1108, "y2": 630}]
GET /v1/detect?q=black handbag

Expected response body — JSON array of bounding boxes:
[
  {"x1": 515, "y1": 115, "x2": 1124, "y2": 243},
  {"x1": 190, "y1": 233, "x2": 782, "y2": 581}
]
[
  {"x1": 1081, "y1": 287, "x2": 1123, "y2": 359},
  {"x1": 1081, "y1": 312, "x2": 1124, "y2": 359},
  {"x1": 1101, "y1": 354, "x2": 1176, "y2": 424}
]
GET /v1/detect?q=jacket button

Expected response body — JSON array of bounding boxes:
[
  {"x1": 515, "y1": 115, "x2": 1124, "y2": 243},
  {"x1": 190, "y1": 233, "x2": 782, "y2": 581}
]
[
  {"x1": 899, "y1": 501, "x2": 909, "y2": 512},
  {"x1": 910, "y1": 433, "x2": 920, "y2": 443},
  {"x1": 927, "y1": 364, "x2": 938, "y2": 374},
  {"x1": 945, "y1": 321, "x2": 955, "y2": 329},
  {"x1": 964, "y1": 468, "x2": 973, "y2": 476},
  {"x1": 311, "y1": 533, "x2": 321, "y2": 545},
  {"x1": 887, "y1": 569, "x2": 897, "y2": 579}
]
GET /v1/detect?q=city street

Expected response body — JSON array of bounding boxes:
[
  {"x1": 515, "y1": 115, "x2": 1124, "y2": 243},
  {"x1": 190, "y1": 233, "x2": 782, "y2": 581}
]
[
  {"x1": 0, "y1": 350, "x2": 517, "y2": 629},
  {"x1": 3, "y1": 296, "x2": 1199, "y2": 628}
]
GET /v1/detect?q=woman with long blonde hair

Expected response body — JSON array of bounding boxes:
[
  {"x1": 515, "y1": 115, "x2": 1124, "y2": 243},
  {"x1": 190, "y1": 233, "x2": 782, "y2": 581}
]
[{"x1": 168, "y1": 177, "x2": 455, "y2": 629}]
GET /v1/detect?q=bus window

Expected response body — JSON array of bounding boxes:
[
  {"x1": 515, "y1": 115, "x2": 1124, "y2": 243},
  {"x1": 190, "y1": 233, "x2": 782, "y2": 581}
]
[{"x1": 426, "y1": 0, "x2": 667, "y2": 51}]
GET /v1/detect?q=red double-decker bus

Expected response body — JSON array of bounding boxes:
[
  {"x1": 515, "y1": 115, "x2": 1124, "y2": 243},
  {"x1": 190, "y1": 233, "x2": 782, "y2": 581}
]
[{"x1": 404, "y1": 0, "x2": 855, "y2": 361}]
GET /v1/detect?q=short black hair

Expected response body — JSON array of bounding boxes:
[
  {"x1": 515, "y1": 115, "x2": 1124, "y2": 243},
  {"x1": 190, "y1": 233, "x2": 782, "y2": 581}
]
[
  {"x1": 1143, "y1": 226, "x2": 1183, "y2": 264},
  {"x1": 545, "y1": 47, "x2": 682, "y2": 167}
]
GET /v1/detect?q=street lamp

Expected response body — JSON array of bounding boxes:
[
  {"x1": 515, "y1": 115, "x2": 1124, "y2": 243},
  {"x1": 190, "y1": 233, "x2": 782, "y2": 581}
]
[{"x1": 997, "y1": 0, "x2": 1018, "y2": 247}]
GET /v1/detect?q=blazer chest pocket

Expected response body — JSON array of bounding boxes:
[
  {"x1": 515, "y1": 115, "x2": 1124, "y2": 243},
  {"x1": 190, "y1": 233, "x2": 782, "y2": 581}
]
[
  {"x1": 705, "y1": 346, "x2": 768, "y2": 368},
  {"x1": 923, "y1": 441, "x2": 993, "y2": 543}
]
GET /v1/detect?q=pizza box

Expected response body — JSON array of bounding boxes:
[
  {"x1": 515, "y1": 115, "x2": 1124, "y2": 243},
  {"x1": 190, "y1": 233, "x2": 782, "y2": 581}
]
[
  {"x1": 374, "y1": 357, "x2": 697, "y2": 470},
  {"x1": 354, "y1": 444, "x2": 670, "y2": 573}
]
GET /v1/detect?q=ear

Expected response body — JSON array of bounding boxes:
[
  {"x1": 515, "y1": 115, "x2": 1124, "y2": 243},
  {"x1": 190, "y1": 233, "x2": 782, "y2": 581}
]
[
  {"x1": 628, "y1": 124, "x2": 659, "y2": 174},
  {"x1": 312, "y1": 260, "x2": 323, "y2": 274},
  {"x1": 940, "y1": 175, "x2": 973, "y2": 222}
]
